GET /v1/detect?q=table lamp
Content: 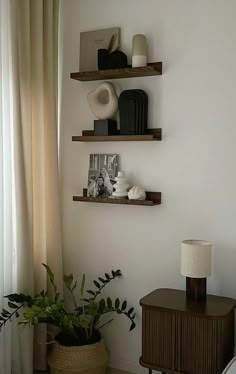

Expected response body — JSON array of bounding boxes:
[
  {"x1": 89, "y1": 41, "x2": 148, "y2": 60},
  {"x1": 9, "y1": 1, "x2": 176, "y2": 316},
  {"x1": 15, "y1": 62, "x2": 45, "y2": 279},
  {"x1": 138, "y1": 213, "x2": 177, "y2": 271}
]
[{"x1": 181, "y1": 240, "x2": 212, "y2": 301}]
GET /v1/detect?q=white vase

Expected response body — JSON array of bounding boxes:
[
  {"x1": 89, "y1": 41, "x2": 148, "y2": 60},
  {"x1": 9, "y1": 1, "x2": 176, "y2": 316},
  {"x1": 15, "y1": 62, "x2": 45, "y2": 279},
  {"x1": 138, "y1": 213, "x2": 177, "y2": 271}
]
[
  {"x1": 132, "y1": 34, "x2": 147, "y2": 68},
  {"x1": 112, "y1": 171, "x2": 129, "y2": 198},
  {"x1": 87, "y1": 81, "x2": 118, "y2": 120}
]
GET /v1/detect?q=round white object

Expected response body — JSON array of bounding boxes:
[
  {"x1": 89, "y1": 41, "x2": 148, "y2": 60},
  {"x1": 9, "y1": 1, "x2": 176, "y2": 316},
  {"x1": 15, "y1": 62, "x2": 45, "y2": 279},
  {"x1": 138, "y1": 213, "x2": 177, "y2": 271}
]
[
  {"x1": 87, "y1": 82, "x2": 118, "y2": 120},
  {"x1": 128, "y1": 186, "x2": 146, "y2": 200}
]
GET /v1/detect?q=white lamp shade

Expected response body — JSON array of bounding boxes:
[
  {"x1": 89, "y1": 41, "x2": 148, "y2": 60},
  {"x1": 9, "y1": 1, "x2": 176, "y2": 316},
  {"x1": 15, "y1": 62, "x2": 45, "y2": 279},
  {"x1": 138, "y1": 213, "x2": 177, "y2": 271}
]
[{"x1": 181, "y1": 240, "x2": 212, "y2": 278}]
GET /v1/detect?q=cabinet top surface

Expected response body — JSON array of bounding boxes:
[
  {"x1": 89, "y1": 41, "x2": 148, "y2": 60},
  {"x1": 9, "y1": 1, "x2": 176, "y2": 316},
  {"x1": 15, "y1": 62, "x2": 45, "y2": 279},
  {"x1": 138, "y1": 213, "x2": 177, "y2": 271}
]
[{"x1": 140, "y1": 288, "x2": 236, "y2": 317}]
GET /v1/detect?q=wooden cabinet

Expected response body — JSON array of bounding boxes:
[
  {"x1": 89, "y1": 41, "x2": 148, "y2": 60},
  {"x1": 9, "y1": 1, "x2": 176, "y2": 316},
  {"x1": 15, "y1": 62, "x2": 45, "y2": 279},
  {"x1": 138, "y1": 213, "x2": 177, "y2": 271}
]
[{"x1": 140, "y1": 288, "x2": 236, "y2": 374}]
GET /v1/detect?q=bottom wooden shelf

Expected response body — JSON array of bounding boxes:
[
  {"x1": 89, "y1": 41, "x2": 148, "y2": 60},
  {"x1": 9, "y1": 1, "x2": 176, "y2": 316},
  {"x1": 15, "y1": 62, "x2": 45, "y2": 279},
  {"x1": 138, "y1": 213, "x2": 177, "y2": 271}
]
[{"x1": 73, "y1": 189, "x2": 161, "y2": 207}]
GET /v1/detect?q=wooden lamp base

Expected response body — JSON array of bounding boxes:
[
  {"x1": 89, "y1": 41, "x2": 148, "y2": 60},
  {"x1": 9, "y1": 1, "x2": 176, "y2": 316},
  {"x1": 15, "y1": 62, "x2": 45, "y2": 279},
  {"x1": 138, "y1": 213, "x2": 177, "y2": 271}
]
[{"x1": 186, "y1": 277, "x2": 207, "y2": 301}]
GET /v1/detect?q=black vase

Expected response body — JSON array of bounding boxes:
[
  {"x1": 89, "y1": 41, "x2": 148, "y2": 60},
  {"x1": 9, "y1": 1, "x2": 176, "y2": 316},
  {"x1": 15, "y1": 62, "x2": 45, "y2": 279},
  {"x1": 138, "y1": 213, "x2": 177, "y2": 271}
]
[
  {"x1": 97, "y1": 49, "x2": 128, "y2": 70},
  {"x1": 119, "y1": 90, "x2": 148, "y2": 135}
]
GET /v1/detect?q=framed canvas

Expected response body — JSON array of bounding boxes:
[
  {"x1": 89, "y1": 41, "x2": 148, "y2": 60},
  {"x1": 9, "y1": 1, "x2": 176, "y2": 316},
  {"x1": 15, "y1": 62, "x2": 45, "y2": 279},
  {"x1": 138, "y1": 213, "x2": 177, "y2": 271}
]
[
  {"x1": 87, "y1": 154, "x2": 119, "y2": 198},
  {"x1": 79, "y1": 27, "x2": 120, "y2": 72}
]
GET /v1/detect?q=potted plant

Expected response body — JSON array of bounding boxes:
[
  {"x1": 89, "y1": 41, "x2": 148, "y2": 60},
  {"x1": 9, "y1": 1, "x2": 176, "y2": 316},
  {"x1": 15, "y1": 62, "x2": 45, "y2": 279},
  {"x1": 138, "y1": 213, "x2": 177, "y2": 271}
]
[{"x1": 0, "y1": 264, "x2": 136, "y2": 374}]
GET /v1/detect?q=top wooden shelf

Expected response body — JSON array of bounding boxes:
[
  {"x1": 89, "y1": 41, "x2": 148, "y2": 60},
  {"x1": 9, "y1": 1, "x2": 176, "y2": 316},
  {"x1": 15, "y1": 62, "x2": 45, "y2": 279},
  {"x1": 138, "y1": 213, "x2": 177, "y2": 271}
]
[{"x1": 70, "y1": 62, "x2": 162, "y2": 81}]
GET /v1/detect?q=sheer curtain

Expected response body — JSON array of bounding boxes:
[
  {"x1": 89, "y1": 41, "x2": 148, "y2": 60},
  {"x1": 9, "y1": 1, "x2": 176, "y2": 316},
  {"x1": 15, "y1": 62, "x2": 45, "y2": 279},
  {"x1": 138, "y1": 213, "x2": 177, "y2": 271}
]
[
  {"x1": 0, "y1": 1, "x2": 15, "y2": 373},
  {"x1": 0, "y1": 0, "x2": 62, "y2": 373}
]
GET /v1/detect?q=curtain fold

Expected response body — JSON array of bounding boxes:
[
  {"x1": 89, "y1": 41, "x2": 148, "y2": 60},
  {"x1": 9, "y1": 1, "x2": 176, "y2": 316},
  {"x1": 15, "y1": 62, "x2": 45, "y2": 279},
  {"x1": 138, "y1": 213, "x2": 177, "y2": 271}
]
[
  {"x1": 0, "y1": 0, "x2": 62, "y2": 372},
  {"x1": 0, "y1": 1, "x2": 14, "y2": 373}
]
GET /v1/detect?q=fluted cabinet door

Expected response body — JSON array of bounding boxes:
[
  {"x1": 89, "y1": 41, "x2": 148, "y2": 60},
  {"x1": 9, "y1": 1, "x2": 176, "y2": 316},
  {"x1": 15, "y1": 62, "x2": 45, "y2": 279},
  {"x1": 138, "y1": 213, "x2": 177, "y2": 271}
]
[{"x1": 140, "y1": 289, "x2": 236, "y2": 374}]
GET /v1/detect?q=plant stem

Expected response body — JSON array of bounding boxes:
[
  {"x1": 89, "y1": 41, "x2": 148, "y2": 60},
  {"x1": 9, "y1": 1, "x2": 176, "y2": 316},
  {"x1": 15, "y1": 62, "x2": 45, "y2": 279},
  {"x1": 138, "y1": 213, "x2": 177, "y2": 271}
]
[
  {"x1": 0, "y1": 304, "x2": 24, "y2": 329},
  {"x1": 91, "y1": 275, "x2": 117, "y2": 301}
]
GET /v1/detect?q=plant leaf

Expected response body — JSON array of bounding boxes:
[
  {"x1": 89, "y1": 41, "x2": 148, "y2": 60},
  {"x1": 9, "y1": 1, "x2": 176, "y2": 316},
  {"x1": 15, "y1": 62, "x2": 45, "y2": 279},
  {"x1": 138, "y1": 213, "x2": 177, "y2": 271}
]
[
  {"x1": 121, "y1": 301, "x2": 127, "y2": 311},
  {"x1": 115, "y1": 298, "x2": 120, "y2": 309},
  {"x1": 129, "y1": 321, "x2": 136, "y2": 331},
  {"x1": 99, "y1": 298, "x2": 105, "y2": 312},
  {"x1": 2, "y1": 309, "x2": 10, "y2": 316},
  {"x1": 93, "y1": 280, "x2": 100, "y2": 289},
  {"x1": 42, "y1": 263, "x2": 54, "y2": 282},
  {"x1": 81, "y1": 274, "x2": 85, "y2": 297},
  {"x1": 98, "y1": 277, "x2": 106, "y2": 284},
  {"x1": 105, "y1": 273, "x2": 110, "y2": 280},
  {"x1": 128, "y1": 307, "x2": 134, "y2": 315},
  {"x1": 72, "y1": 280, "x2": 78, "y2": 291},
  {"x1": 107, "y1": 297, "x2": 112, "y2": 309},
  {"x1": 8, "y1": 302, "x2": 18, "y2": 309},
  {"x1": 87, "y1": 290, "x2": 95, "y2": 296}
]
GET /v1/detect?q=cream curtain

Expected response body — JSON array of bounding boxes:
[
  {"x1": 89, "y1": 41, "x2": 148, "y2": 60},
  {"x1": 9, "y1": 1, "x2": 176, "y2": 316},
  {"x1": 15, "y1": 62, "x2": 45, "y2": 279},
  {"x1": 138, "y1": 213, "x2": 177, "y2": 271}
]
[
  {"x1": 0, "y1": 0, "x2": 62, "y2": 373},
  {"x1": 0, "y1": 1, "x2": 14, "y2": 373}
]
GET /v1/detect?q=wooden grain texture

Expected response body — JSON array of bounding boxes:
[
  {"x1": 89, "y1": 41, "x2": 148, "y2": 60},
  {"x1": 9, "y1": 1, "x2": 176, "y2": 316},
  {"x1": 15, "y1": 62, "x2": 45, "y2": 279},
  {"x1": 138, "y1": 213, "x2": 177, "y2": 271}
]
[
  {"x1": 140, "y1": 288, "x2": 236, "y2": 374},
  {"x1": 73, "y1": 191, "x2": 161, "y2": 207},
  {"x1": 72, "y1": 128, "x2": 162, "y2": 142},
  {"x1": 70, "y1": 62, "x2": 162, "y2": 81}
]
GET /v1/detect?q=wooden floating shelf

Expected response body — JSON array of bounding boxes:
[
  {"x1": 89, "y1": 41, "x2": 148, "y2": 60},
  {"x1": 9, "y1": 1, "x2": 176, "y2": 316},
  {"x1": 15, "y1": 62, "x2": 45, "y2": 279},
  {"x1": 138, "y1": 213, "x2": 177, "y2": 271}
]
[
  {"x1": 72, "y1": 129, "x2": 162, "y2": 142},
  {"x1": 73, "y1": 189, "x2": 161, "y2": 207},
  {"x1": 70, "y1": 62, "x2": 162, "y2": 81}
]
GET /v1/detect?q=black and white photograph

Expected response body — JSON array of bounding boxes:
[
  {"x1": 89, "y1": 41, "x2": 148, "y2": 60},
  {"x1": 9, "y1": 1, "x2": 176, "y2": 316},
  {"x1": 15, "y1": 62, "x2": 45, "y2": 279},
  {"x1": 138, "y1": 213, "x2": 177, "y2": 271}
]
[{"x1": 87, "y1": 154, "x2": 119, "y2": 198}]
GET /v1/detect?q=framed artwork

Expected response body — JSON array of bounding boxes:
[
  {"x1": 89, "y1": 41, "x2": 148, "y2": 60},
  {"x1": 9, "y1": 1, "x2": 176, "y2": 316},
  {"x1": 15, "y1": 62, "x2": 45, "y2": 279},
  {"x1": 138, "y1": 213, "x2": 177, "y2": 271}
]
[
  {"x1": 79, "y1": 27, "x2": 120, "y2": 72},
  {"x1": 87, "y1": 154, "x2": 119, "y2": 197}
]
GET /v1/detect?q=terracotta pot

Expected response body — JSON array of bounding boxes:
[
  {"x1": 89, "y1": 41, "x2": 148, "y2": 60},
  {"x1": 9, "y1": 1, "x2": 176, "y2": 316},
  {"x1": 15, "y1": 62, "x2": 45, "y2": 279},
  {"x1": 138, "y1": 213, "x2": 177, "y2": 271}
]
[{"x1": 48, "y1": 340, "x2": 108, "y2": 374}]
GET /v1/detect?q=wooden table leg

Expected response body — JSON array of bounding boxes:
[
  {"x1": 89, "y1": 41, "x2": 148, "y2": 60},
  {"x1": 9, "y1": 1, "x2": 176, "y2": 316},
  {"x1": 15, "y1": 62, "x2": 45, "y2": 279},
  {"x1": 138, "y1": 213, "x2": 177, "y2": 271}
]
[{"x1": 148, "y1": 369, "x2": 152, "y2": 374}]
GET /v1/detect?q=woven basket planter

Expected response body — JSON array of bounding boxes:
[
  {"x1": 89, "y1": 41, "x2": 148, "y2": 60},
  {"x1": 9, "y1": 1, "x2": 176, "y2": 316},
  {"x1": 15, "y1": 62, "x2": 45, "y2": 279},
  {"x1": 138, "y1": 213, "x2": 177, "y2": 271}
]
[{"x1": 48, "y1": 340, "x2": 108, "y2": 374}]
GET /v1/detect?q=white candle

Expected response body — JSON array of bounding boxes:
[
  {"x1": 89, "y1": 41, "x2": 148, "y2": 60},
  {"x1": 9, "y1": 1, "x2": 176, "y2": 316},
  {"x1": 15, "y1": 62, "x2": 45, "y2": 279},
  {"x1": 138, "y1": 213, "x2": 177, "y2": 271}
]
[{"x1": 132, "y1": 34, "x2": 147, "y2": 68}]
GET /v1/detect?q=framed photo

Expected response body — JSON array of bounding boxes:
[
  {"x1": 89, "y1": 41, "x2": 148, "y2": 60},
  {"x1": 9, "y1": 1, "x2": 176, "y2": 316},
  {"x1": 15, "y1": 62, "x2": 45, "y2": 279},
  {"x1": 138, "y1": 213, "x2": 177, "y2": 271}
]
[
  {"x1": 87, "y1": 154, "x2": 119, "y2": 198},
  {"x1": 80, "y1": 27, "x2": 120, "y2": 72}
]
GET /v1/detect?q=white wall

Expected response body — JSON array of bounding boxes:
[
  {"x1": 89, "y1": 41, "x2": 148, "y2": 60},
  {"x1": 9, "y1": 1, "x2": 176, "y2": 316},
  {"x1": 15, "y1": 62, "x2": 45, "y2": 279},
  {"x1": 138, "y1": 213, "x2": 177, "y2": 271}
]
[{"x1": 59, "y1": 1, "x2": 236, "y2": 372}]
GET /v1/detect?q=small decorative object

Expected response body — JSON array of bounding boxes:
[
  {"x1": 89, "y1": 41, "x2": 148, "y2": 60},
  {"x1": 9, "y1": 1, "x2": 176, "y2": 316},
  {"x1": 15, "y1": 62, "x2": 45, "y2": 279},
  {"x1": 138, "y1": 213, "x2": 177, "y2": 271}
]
[
  {"x1": 98, "y1": 49, "x2": 128, "y2": 70},
  {"x1": 94, "y1": 119, "x2": 117, "y2": 136},
  {"x1": 87, "y1": 154, "x2": 119, "y2": 198},
  {"x1": 87, "y1": 82, "x2": 118, "y2": 120},
  {"x1": 128, "y1": 186, "x2": 146, "y2": 200},
  {"x1": 132, "y1": 34, "x2": 147, "y2": 68},
  {"x1": 112, "y1": 171, "x2": 130, "y2": 198},
  {"x1": 119, "y1": 89, "x2": 148, "y2": 135},
  {"x1": 181, "y1": 240, "x2": 212, "y2": 301},
  {"x1": 0, "y1": 264, "x2": 136, "y2": 374},
  {"x1": 79, "y1": 27, "x2": 120, "y2": 71},
  {"x1": 97, "y1": 33, "x2": 128, "y2": 70}
]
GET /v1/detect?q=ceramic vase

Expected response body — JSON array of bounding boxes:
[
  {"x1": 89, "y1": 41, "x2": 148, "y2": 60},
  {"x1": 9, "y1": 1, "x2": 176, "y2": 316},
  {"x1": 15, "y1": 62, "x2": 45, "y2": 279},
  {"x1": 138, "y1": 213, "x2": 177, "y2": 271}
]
[
  {"x1": 112, "y1": 171, "x2": 129, "y2": 198},
  {"x1": 132, "y1": 34, "x2": 147, "y2": 68}
]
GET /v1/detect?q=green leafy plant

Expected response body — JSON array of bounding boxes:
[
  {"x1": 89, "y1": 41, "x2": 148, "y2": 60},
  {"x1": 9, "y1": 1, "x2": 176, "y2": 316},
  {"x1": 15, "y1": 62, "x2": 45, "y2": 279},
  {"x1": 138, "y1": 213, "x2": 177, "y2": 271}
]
[{"x1": 0, "y1": 265, "x2": 136, "y2": 346}]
